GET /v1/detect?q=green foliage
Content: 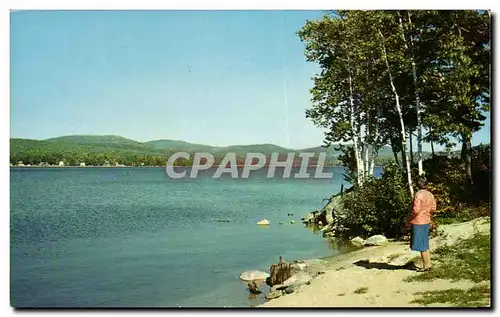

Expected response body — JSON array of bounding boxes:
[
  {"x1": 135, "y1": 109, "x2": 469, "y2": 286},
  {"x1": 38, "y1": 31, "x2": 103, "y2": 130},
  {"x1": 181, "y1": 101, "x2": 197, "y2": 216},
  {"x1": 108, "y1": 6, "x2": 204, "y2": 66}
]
[
  {"x1": 422, "y1": 155, "x2": 466, "y2": 214},
  {"x1": 435, "y1": 203, "x2": 490, "y2": 225},
  {"x1": 10, "y1": 138, "x2": 181, "y2": 167},
  {"x1": 337, "y1": 145, "x2": 357, "y2": 184},
  {"x1": 334, "y1": 163, "x2": 412, "y2": 238},
  {"x1": 411, "y1": 285, "x2": 490, "y2": 307},
  {"x1": 405, "y1": 231, "x2": 491, "y2": 283},
  {"x1": 471, "y1": 143, "x2": 491, "y2": 202},
  {"x1": 353, "y1": 287, "x2": 369, "y2": 294},
  {"x1": 421, "y1": 144, "x2": 490, "y2": 217},
  {"x1": 298, "y1": 10, "x2": 490, "y2": 190}
]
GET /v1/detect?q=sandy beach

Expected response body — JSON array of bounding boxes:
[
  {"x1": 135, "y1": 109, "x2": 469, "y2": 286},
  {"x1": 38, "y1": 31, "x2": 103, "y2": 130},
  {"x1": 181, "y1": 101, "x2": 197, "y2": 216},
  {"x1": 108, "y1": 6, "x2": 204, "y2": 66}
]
[{"x1": 260, "y1": 217, "x2": 491, "y2": 308}]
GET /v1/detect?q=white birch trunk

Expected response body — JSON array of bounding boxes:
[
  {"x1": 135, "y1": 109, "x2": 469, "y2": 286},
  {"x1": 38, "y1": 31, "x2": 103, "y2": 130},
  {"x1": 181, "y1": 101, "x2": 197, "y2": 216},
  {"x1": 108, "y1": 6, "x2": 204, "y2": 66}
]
[
  {"x1": 357, "y1": 117, "x2": 365, "y2": 185},
  {"x1": 347, "y1": 56, "x2": 363, "y2": 187},
  {"x1": 369, "y1": 107, "x2": 380, "y2": 176},
  {"x1": 400, "y1": 11, "x2": 424, "y2": 176},
  {"x1": 364, "y1": 112, "x2": 371, "y2": 180},
  {"x1": 379, "y1": 29, "x2": 414, "y2": 197},
  {"x1": 406, "y1": 11, "x2": 424, "y2": 176}
]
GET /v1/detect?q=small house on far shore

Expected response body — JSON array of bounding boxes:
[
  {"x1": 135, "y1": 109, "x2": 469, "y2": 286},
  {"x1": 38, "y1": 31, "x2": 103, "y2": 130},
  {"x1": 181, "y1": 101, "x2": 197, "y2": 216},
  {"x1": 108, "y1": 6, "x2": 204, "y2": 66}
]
[
  {"x1": 80, "y1": 162, "x2": 86, "y2": 167},
  {"x1": 17, "y1": 161, "x2": 24, "y2": 166},
  {"x1": 58, "y1": 161, "x2": 65, "y2": 167}
]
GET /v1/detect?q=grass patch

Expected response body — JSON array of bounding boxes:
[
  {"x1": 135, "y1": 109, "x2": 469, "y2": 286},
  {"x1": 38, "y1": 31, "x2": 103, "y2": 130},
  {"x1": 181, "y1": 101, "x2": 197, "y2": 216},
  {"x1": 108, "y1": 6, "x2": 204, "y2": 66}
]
[
  {"x1": 338, "y1": 293, "x2": 346, "y2": 296},
  {"x1": 435, "y1": 204, "x2": 490, "y2": 226},
  {"x1": 411, "y1": 284, "x2": 490, "y2": 307},
  {"x1": 353, "y1": 287, "x2": 368, "y2": 294},
  {"x1": 405, "y1": 232, "x2": 490, "y2": 283}
]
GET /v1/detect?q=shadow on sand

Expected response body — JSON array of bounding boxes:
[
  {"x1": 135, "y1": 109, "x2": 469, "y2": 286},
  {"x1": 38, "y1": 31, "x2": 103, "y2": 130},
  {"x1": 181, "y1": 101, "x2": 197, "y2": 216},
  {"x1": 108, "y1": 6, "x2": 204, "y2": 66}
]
[{"x1": 354, "y1": 260, "x2": 417, "y2": 271}]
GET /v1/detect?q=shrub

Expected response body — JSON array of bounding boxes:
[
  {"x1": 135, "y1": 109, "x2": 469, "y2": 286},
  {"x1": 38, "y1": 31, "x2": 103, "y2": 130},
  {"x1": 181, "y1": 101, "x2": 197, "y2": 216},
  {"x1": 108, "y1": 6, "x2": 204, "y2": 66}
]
[
  {"x1": 422, "y1": 155, "x2": 467, "y2": 215},
  {"x1": 471, "y1": 144, "x2": 491, "y2": 203},
  {"x1": 334, "y1": 163, "x2": 412, "y2": 239}
]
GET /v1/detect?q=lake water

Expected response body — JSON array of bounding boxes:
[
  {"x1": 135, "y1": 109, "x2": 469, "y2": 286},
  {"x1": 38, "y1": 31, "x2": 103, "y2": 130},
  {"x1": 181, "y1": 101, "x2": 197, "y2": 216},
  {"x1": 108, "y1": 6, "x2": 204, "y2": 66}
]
[{"x1": 10, "y1": 167, "x2": 359, "y2": 307}]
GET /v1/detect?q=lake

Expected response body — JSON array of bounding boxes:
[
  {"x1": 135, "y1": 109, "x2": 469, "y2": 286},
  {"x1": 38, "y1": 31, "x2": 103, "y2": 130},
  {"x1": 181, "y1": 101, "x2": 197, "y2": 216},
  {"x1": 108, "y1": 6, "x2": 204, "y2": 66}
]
[{"x1": 10, "y1": 166, "x2": 359, "y2": 307}]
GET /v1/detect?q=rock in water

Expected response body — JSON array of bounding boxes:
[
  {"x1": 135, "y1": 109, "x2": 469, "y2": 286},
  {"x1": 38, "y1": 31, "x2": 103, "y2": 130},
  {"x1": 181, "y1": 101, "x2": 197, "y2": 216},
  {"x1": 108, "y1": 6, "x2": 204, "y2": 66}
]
[
  {"x1": 365, "y1": 235, "x2": 388, "y2": 246},
  {"x1": 301, "y1": 213, "x2": 315, "y2": 223},
  {"x1": 240, "y1": 270, "x2": 270, "y2": 282},
  {"x1": 350, "y1": 236, "x2": 365, "y2": 247},
  {"x1": 248, "y1": 281, "x2": 262, "y2": 294},
  {"x1": 290, "y1": 220, "x2": 295, "y2": 224},
  {"x1": 265, "y1": 290, "x2": 282, "y2": 300},
  {"x1": 257, "y1": 219, "x2": 270, "y2": 226}
]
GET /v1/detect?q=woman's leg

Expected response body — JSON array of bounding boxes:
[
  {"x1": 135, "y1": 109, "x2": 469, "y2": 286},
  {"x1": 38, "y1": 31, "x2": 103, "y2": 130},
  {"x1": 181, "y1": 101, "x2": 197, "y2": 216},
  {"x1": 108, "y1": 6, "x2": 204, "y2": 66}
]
[{"x1": 421, "y1": 250, "x2": 431, "y2": 269}]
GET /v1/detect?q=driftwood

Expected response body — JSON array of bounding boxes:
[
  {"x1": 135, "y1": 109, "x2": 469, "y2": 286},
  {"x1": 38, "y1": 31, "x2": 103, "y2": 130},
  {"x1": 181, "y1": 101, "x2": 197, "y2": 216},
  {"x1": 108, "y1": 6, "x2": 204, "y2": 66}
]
[
  {"x1": 267, "y1": 256, "x2": 294, "y2": 286},
  {"x1": 248, "y1": 281, "x2": 261, "y2": 294}
]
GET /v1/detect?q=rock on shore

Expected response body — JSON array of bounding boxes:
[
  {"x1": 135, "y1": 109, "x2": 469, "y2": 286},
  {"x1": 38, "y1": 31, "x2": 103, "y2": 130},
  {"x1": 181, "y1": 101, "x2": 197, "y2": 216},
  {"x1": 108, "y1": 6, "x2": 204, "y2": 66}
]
[{"x1": 240, "y1": 270, "x2": 270, "y2": 282}]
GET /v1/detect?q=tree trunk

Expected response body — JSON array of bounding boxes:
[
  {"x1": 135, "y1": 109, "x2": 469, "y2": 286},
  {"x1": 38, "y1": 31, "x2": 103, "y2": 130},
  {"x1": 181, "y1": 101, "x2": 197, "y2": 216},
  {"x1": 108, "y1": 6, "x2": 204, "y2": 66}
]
[
  {"x1": 347, "y1": 55, "x2": 363, "y2": 187},
  {"x1": 409, "y1": 131, "x2": 414, "y2": 165},
  {"x1": 462, "y1": 133, "x2": 473, "y2": 184},
  {"x1": 405, "y1": 11, "x2": 424, "y2": 176},
  {"x1": 429, "y1": 126, "x2": 436, "y2": 158},
  {"x1": 379, "y1": 29, "x2": 414, "y2": 197},
  {"x1": 369, "y1": 109, "x2": 380, "y2": 176},
  {"x1": 364, "y1": 112, "x2": 371, "y2": 180},
  {"x1": 391, "y1": 138, "x2": 400, "y2": 166}
]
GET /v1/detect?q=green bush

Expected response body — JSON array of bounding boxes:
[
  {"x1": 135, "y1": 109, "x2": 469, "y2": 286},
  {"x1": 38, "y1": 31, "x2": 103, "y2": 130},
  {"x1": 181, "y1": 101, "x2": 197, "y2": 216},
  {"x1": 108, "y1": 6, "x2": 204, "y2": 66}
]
[
  {"x1": 471, "y1": 144, "x2": 491, "y2": 203},
  {"x1": 334, "y1": 163, "x2": 412, "y2": 239}
]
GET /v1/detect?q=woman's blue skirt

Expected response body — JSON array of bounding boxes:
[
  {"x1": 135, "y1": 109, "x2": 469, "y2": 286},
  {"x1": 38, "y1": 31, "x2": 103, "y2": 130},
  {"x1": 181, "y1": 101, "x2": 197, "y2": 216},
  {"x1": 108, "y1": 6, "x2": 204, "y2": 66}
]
[{"x1": 411, "y1": 224, "x2": 430, "y2": 252}]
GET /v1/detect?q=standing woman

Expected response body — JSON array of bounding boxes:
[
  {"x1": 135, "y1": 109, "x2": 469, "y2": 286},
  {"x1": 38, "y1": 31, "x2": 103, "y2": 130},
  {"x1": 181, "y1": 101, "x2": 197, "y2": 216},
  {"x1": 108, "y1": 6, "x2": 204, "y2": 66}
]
[{"x1": 406, "y1": 177, "x2": 437, "y2": 272}]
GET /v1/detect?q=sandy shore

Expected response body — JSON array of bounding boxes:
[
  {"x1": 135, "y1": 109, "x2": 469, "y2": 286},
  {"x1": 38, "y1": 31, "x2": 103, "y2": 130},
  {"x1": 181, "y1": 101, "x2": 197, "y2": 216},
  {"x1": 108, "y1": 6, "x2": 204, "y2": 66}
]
[{"x1": 260, "y1": 217, "x2": 490, "y2": 307}]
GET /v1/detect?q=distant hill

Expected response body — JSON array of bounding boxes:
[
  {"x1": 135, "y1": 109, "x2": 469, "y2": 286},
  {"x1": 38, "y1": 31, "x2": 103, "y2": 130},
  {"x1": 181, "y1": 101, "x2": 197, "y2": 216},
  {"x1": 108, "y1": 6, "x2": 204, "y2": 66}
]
[
  {"x1": 145, "y1": 139, "x2": 214, "y2": 153},
  {"x1": 45, "y1": 135, "x2": 143, "y2": 146},
  {"x1": 10, "y1": 134, "x2": 406, "y2": 166},
  {"x1": 10, "y1": 137, "x2": 166, "y2": 156}
]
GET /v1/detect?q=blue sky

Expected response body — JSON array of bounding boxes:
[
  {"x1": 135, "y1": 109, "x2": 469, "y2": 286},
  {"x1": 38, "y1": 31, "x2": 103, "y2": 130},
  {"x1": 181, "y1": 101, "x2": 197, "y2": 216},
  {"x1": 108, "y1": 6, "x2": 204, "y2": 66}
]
[{"x1": 10, "y1": 10, "x2": 490, "y2": 150}]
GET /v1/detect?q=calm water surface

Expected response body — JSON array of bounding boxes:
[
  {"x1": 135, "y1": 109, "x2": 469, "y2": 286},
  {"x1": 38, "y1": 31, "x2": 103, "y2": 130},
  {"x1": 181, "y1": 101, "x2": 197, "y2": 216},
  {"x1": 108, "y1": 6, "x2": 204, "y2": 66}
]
[{"x1": 10, "y1": 167, "x2": 367, "y2": 307}]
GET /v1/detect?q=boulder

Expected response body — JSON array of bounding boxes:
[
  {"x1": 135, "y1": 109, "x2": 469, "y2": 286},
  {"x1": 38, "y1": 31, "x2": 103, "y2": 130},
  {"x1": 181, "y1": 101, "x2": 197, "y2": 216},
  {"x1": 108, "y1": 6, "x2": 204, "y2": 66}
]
[
  {"x1": 324, "y1": 200, "x2": 335, "y2": 225},
  {"x1": 350, "y1": 236, "x2": 365, "y2": 247},
  {"x1": 320, "y1": 224, "x2": 332, "y2": 232},
  {"x1": 240, "y1": 270, "x2": 270, "y2": 282},
  {"x1": 270, "y1": 272, "x2": 313, "y2": 295},
  {"x1": 301, "y1": 213, "x2": 315, "y2": 224},
  {"x1": 323, "y1": 231, "x2": 335, "y2": 238},
  {"x1": 265, "y1": 290, "x2": 282, "y2": 300},
  {"x1": 290, "y1": 220, "x2": 295, "y2": 224},
  {"x1": 257, "y1": 219, "x2": 270, "y2": 226},
  {"x1": 292, "y1": 262, "x2": 307, "y2": 271},
  {"x1": 365, "y1": 234, "x2": 388, "y2": 246},
  {"x1": 276, "y1": 272, "x2": 312, "y2": 289}
]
